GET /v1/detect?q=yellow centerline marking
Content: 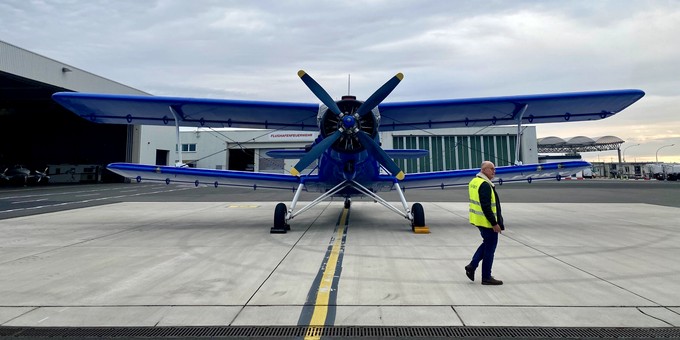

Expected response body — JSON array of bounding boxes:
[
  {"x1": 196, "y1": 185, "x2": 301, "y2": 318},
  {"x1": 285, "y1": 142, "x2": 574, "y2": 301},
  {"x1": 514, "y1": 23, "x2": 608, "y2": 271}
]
[{"x1": 304, "y1": 208, "x2": 348, "y2": 340}]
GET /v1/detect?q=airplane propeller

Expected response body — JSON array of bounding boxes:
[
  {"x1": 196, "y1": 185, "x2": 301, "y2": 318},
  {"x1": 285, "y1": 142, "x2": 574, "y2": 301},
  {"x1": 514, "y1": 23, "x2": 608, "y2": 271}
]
[
  {"x1": 355, "y1": 73, "x2": 403, "y2": 117},
  {"x1": 291, "y1": 70, "x2": 405, "y2": 180},
  {"x1": 297, "y1": 70, "x2": 343, "y2": 116},
  {"x1": 290, "y1": 130, "x2": 341, "y2": 176},
  {"x1": 356, "y1": 131, "x2": 405, "y2": 180}
]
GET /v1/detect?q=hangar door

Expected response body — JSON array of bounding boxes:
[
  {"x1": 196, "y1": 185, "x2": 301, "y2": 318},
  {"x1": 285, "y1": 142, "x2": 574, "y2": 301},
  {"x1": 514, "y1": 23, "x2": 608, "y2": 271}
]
[{"x1": 228, "y1": 148, "x2": 255, "y2": 171}]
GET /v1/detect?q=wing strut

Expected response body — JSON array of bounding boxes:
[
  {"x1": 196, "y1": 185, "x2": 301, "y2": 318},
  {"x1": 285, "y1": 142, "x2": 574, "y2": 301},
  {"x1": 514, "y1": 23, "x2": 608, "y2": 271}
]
[
  {"x1": 514, "y1": 104, "x2": 529, "y2": 165},
  {"x1": 350, "y1": 180, "x2": 411, "y2": 220},
  {"x1": 169, "y1": 106, "x2": 183, "y2": 167},
  {"x1": 288, "y1": 180, "x2": 351, "y2": 220}
]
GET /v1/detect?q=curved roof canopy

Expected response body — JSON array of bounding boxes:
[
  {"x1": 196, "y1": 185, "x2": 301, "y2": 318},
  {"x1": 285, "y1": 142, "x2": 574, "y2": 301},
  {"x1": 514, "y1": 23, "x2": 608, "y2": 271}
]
[{"x1": 538, "y1": 135, "x2": 624, "y2": 153}]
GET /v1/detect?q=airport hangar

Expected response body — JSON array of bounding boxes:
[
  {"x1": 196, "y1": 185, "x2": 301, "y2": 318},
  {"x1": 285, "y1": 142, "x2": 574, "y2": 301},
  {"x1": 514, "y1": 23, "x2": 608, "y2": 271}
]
[{"x1": 1, "y1": 40, "x2": 541, "y2": 182}]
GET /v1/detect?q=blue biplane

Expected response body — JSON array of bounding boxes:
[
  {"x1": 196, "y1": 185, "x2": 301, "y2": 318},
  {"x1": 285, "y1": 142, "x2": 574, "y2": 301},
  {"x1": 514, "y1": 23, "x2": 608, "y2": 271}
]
[{"x1": 52, "y1": 71, "x2": 644, "y2": 233}]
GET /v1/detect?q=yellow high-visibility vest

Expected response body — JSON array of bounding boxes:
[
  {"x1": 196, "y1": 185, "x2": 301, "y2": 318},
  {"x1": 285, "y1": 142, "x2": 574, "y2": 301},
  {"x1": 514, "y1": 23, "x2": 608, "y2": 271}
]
[{"x1": 468, "y1": 176, "x2": 497, "y2": 228}]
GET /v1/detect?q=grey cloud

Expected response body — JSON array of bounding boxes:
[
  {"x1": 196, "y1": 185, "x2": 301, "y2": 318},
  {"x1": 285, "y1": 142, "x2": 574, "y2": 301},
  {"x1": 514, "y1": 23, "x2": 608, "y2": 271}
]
[{"x1": 1, "y1": 0, "x2": 678, "y2": 161}]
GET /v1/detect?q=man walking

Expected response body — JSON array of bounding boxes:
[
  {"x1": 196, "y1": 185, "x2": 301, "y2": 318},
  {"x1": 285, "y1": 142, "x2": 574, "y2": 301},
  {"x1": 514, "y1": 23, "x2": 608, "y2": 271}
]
[{"x1": 465, "y1": 161, "x2": 504, "y2": 285}]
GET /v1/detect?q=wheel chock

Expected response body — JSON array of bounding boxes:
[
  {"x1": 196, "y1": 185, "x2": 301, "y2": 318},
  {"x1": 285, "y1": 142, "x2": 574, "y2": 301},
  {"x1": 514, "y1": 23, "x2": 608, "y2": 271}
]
[
  {"x1": 270, "y1": 227, "x2": 288, "y2": 234},
  {"x1": 412, "y1": 225, "x2": 430, "y2": 234}
]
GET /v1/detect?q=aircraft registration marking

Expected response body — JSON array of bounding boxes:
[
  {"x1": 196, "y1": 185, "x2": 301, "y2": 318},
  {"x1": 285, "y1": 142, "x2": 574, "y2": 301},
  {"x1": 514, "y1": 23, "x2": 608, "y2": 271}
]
[{"x1": 302, "y1": 208, "x2": 349, "y2": 340}]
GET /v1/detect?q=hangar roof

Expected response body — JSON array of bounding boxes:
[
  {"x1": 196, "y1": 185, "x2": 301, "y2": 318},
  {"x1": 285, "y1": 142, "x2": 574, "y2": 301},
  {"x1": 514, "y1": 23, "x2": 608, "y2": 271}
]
[
  {"x1": 537, "y1": 135, "x2": 624, "y2": 153},
  {"x1": 1, "y1": 40, "x2": 147, "y2": 96}
]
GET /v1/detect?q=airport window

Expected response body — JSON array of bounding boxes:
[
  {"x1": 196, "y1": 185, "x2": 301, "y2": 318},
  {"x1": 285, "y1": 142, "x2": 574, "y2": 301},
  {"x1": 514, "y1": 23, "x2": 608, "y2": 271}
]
[
  {"x1": 457, "y1": 137, "x2": 470, "y2": 169},
  {"x1": 432, "y1": 136, "x2": 444, "y2": 171},
  {"x1": 181, "y1": 143, "x2": 197, "y2": 152},
  {"x1": 498, "y1": 136, "x2": 509, "y2": 166},
  {"x1": 444, "y1": 136, "x2": 455, "y2": 170},
  {"x1": 405, "y1": 137, "x2": 418, "y2": 174},
  {"x1": 418, "y1": 136, "x2": 431, "y2": 172},
  {"x1": 393, "y1": 136, "x2": 405, "y2": 171},
  {"x1": 480, "y1": 136, "x2": 498, "y2": 164},
  {"x1": 470, "y1": 136, "x2": 482, "y2": 167}
]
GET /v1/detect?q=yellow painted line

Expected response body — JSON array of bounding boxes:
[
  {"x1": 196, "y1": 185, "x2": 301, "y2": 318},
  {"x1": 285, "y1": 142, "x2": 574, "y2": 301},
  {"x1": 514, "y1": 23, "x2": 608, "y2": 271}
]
[
  {"x1": 304, "y1": 208, "x2": 348, "y2": 340},
  {"x1": 227, "y1": 205, "x2": 260, "y2": 208}
]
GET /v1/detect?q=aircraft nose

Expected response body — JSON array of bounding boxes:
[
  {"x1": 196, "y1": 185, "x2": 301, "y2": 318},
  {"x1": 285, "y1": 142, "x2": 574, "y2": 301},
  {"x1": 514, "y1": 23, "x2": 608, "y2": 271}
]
[{"x1": 342, "y1": 115, "x2": 356, "y2": 129}]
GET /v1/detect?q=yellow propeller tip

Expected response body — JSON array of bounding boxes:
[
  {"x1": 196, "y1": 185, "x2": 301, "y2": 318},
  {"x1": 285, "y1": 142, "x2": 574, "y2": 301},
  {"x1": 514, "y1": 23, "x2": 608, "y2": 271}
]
[
  {"x1": 297, "y1": 70, "x2": 306, "y2": 77},
  {"x1": 396, "y1": 73, "x2": 404, "y2": 80},
  {"x1": 290, "y1": 168, "x2": 300, "y2": 176},
  {"x1": 396, "y1": 171, "x2": 405, "y2": 180}
]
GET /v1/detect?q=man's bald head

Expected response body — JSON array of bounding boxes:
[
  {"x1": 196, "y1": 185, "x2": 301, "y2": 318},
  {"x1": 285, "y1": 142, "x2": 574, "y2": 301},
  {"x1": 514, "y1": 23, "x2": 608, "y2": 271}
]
[{"x1": 481, "y1": 161, "x2": 496, "y2": 180}]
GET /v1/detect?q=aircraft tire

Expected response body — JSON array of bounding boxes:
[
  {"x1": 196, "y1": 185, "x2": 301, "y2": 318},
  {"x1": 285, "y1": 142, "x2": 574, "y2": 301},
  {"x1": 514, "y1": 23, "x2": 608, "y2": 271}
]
[
  {"x1": 411, "y1": 202, "x2": 425, "y2": 227},
  {"x1": 273, "y1": 203, "x2": 289, "y2": 231}
]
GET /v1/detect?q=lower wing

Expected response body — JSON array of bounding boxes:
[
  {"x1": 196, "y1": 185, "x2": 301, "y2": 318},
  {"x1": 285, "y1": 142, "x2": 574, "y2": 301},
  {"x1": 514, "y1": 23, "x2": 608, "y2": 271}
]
[
  {"x1": 107, "y1": 163, "x2": 303, "y2": 190},
  {"x1": 109, "y1": 161, "x2": 589, "y2": 193},
  {"x1": 399, "y1": 161, "x2": 590, "y2": 189}
]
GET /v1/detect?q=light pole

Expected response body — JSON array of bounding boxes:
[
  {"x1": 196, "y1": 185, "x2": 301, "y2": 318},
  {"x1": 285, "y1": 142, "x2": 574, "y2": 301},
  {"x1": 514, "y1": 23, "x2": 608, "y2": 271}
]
[
  {"x1": 622, "y1": 144, "x2": 640, "y2": 162},
  {"x1": 655, "y1": 144, "x2": 675, "y2": 163}
]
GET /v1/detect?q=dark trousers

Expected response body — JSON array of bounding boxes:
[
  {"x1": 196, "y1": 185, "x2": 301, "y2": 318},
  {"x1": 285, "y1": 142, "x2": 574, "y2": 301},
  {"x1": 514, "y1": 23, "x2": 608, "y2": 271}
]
[{"x1": 469, "y1": 226, "x2": 498, "y2": 280}]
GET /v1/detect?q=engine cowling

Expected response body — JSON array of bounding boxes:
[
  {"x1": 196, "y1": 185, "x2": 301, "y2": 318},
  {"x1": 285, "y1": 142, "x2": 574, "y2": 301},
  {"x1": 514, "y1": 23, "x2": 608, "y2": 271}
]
[{"x1": 319, "y1": 96, "x2": 378, "y2": 153}]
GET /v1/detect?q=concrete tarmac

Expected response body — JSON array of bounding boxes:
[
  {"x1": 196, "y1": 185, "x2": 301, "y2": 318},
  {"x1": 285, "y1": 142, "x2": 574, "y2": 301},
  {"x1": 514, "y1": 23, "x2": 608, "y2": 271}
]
[{"x1": 0, "y1": 180, "x2": 679, "y2": 329}]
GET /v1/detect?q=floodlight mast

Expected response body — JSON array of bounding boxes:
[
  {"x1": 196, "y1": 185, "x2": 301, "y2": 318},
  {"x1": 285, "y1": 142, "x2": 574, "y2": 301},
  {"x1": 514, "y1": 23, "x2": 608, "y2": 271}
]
[
  {"x1": 656, "y1": 144, "x2": 674, "y2": 163},
  {"x1": 622, "y1": 143, "x2": 640, "y2": 162}
]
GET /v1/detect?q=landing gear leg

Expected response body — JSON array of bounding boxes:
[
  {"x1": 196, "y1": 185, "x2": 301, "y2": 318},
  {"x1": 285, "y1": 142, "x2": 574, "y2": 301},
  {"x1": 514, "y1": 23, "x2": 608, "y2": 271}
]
[
  {"x1": 271, "y1": 202, "x2": 290, "y2": 234},
  {"x1": 393, "y1": 183, "x2": 429, "y2": 233}
]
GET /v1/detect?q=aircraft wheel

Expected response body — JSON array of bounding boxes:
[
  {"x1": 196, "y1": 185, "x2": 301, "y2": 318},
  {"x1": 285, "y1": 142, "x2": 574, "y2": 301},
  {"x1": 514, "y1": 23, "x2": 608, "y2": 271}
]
[
  {"x1": 344, "y1": 198, "x2": 351, "y2": 209},
  {"x1": 271, "y1": 203, "x2": 289, "y2": 233},
  {"x1": 411, "y1": 203, "x2": 425, "y2": 227}
]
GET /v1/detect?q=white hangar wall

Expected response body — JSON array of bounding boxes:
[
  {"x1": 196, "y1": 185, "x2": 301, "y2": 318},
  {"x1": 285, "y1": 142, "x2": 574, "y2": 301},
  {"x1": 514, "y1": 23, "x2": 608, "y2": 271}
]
[
  {"x1": 155, "y1": 126, "x2": 537, "y2": 173},
  {"x1": 148, "y1": 129, "x2": 317, "y2": 172}
]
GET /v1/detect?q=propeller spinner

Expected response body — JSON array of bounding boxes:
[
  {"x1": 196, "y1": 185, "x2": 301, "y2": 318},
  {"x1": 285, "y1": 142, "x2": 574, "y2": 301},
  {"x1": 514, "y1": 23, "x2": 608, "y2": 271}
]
[{"x1": 291, "y1": 71, "x2": 405, "y2": 180}]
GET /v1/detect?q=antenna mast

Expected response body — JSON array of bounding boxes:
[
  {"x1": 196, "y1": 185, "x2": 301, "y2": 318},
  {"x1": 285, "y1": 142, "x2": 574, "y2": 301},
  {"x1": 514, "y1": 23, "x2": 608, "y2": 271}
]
[{"x1": 347, "y1": 74, "x2": 351, "y2": 95}]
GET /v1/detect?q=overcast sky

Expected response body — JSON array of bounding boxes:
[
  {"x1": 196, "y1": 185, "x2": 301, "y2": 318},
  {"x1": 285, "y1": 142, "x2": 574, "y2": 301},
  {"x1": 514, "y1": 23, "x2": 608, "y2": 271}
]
[{"x1": 2, "y1": 0, "x2": 679, "y2": 162}]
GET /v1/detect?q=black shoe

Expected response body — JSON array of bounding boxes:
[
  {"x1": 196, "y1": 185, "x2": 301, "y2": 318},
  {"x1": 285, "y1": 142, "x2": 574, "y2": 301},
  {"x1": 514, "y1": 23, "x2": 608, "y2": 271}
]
[
  {"x1": 464, "y1": 265, "x2": 475, "y2": 281},
  {"x1": 481, "y1": 277, "x2": 503, "y2": 285}
]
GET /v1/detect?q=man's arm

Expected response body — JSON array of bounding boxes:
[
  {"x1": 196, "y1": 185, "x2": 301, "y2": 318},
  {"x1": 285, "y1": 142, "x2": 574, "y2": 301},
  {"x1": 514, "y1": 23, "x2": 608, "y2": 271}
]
[{"x1": 478, "y1": 182, "x2": 498, "y2": 226}]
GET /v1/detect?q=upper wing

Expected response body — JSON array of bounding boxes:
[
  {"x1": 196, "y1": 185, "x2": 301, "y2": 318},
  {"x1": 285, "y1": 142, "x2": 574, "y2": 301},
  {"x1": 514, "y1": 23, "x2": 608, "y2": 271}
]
[
  {"x1": 52, "y1": 92, "x2": 320, "y2": 130},
  {"x1": 53, "y1": 89, "x2": 643, "y2": 132},
  {"x1": 399, "y1": 161, "x2": 590, "y2": 189},
  {"x1": 377, "y1": 89, "x2": 645, "y2": 131}
]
